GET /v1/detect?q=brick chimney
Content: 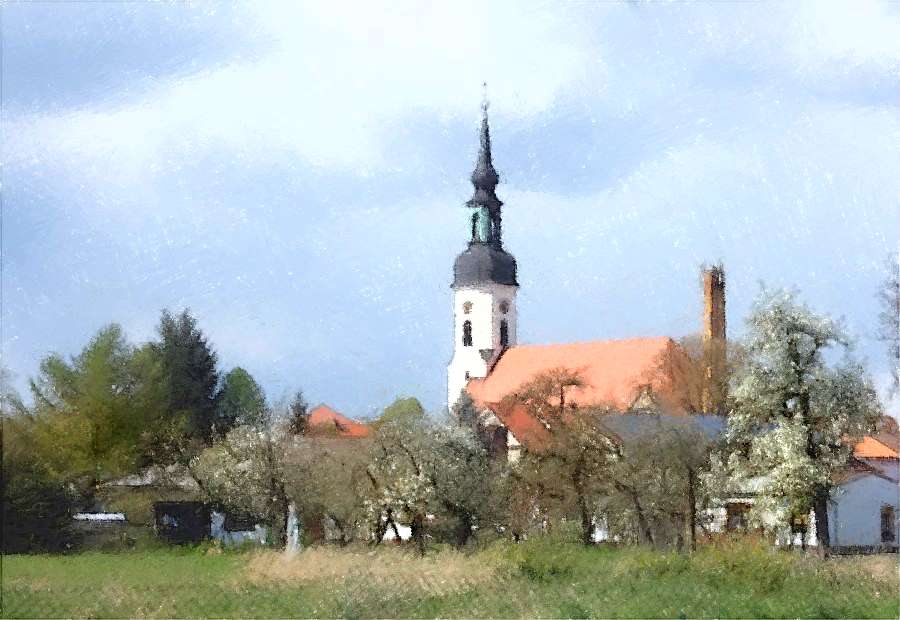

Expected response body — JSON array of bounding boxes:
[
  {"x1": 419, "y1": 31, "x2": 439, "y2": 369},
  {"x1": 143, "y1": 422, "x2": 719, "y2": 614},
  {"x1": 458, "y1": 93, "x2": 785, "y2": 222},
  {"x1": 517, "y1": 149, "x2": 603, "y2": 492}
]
[
  {"x1": 702, "y1": 264, "x2": 726, "y2": 342},
  {"x1": 701, "y1": 264, "x2": 726, "y2": 413}
]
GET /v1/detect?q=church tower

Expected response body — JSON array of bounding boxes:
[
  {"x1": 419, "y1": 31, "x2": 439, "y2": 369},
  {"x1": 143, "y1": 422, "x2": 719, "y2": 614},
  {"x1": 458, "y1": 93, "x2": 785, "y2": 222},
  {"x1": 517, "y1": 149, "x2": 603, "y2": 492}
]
[{"x1": 447, "y1": 99, "x2": 518, "y2": 411}]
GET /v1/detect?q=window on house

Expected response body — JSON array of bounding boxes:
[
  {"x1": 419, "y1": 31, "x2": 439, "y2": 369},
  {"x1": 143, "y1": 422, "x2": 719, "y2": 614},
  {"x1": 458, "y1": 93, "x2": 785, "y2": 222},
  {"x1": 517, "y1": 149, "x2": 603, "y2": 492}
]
[
  {"x1": 725, "y1": 502, "x2": 749, "y2": 531},
  {"x1": 881, "y1": 505, "x2": 896, "y2": 543},
  {"x1": 499, "y1": 300, "x2": 509, "y2": 314},
  {"x1": 463, "y1": 301, "x2": 473, "y2": 314},
  {"x1": 462, "y1": 320, "x2": 473, "y2": 347},
  {"x1": 500, "y1": 319, "x2": 509, "y2": 347}
]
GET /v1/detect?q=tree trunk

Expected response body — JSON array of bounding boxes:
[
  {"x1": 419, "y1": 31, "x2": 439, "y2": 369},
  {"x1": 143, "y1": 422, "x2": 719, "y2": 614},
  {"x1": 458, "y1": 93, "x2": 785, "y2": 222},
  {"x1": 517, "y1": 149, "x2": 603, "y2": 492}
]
[
  {"x1": 454, "y1": 513, "x2": 473, "y2": 549},
  {"x1": 687, "y1": 468, "x2": 697, "y2": 552},
  {"x1": 411, "y1": 512, "x2": 426, "y2": 556},
  {"x1": 631, "y1": 493, "x2": 654, "y2": 546},
  {"x1": 579, "y1": 498, "x2": 593, "y2": 546},
  {"x1": 813, "y1": 486, "x2": 831, "y2": 558}
]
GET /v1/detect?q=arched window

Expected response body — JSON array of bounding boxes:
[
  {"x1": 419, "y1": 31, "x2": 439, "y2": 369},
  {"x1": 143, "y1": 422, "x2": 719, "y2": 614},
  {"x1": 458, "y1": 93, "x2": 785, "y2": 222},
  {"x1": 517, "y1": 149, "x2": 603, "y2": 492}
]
[
  {"x1": 463, "y1": 301, "x2": 473, "y2": 314},
  {"x1": 500, "y1": 319, "x2": 509, "y2": 347},
  {"x1": 462, "y1": 320, "x2": 473, "y2": 347},
  {"x1": 499, "y1": 300, "x2": 509, "y2": 314}
]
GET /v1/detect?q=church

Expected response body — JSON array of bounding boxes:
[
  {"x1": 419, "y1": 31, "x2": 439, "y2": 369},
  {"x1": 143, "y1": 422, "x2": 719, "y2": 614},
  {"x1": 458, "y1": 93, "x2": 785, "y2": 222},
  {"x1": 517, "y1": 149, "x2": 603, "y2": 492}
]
[
  {"x1": 442, "y1": 102, "x2": 899, "y2": 551},
  {"x1": 446, "y1": 101, "x2": 726, "y2": 460}
]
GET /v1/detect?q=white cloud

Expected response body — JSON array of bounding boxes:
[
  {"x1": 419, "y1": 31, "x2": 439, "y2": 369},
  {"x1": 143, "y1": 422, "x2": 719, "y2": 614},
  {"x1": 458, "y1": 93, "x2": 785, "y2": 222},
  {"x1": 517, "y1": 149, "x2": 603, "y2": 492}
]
[
  {"x1": 6, "y1": 0, "x2": 594, "y2": 177},
  {"x1": 7, "y1": 1, "x2": 900, "y2": 187}
]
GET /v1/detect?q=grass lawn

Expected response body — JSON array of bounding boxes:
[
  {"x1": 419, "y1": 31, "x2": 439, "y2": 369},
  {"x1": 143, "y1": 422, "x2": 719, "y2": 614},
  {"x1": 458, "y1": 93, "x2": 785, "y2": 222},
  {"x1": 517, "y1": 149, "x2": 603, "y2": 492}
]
[{"x1": 2, "y1": 538, "x2": 897, "y2": 619}]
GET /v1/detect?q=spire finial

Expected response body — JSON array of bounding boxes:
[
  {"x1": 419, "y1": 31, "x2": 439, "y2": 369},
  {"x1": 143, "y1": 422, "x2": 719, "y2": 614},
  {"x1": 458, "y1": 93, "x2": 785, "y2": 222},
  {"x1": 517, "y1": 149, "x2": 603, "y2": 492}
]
[
  {"x1": 481, "y1": 81, "x2": 489, "y2": 114},
  {"x1": 471, "y1": 87, "x2": 499, "y2": 192}
]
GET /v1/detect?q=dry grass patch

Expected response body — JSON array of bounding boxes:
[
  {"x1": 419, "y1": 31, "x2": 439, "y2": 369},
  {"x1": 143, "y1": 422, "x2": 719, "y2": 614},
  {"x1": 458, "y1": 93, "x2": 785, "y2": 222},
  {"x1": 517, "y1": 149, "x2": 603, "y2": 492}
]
[
  {"x1": 245, "y1": 546, "x2": 501, "y2": 597},
  {"x1": 829, "y1": 554, "x2": 899, "y2": 583}
]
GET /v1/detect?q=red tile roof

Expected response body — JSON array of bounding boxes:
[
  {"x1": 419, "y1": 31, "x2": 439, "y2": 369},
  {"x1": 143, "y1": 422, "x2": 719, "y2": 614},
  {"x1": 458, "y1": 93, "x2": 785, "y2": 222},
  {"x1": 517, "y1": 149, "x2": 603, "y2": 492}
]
[
  {"x1": 468, "y1": 336, "x2": 688, "y2": 414},
  {"x1": 491, "y1": 401, "x2": 551, "y2": 450},
  {"x1": 308, "y1": 404, "x2": 371, "y2": 438},
  {"x1": 852, "y1": 435, "x2": 899, "y2": 459}
]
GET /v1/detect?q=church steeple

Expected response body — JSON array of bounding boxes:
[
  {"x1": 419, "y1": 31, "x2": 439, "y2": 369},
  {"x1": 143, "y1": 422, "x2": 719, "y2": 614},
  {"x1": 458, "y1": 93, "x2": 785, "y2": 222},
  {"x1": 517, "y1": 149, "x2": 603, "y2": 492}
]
[
  {"x1": 447, "y1": 92, "x2": 520, "y2": 411},
  {"x1": 466, "y1": 88, "x2": 504, "y2": 248}
]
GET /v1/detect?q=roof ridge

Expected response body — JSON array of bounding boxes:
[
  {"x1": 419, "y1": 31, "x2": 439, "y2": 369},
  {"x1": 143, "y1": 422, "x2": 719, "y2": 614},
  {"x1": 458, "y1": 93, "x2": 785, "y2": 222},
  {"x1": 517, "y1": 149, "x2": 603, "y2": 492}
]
[{"x1": 505, "y1": 336, "x2": 674, "y2": 351}]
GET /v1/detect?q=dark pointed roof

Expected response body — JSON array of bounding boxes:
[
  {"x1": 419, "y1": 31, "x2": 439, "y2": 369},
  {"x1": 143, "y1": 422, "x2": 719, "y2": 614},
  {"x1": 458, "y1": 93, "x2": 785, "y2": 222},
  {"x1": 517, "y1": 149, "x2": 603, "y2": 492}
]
[
  {"x1": 466, "y1": 102, "x2": 502, "y2": 211},
  {"x1": 452, "y1": 94, "x2": 517, "y2": 289},
  {"x1": 453, "y1": 242, "x2": 517, "y2": 288}
]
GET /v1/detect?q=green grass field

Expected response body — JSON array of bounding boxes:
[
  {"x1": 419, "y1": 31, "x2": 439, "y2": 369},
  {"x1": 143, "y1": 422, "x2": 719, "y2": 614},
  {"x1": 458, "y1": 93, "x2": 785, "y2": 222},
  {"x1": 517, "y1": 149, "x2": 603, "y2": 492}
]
[{"x1": 3, "y1": 538, "x2": 897, "y2": 619}]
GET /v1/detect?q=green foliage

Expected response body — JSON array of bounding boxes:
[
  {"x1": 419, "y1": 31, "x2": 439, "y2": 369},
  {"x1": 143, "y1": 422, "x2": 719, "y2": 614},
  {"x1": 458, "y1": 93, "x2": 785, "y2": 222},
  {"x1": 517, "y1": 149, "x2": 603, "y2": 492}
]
[
  {"x1": 374, "y1": 396, "x2": 425, "y2": 428},
  {"x1": 26, "y1": 325, "x2": 164, "y2": 496},
  {"x1": 153, "y1": 308, "x2": 220, "y2": 449},
  {"x1": 215, "y1": 367, "x2": 268, "y2": 433},
  {"x1": 1, "y1": 416, "x2": 79, "y2": 552}
]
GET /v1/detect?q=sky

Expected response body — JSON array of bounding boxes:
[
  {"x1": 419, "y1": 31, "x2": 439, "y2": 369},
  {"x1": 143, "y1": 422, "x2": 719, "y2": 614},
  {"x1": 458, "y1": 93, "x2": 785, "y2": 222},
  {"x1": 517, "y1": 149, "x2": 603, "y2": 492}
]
[{"x1": 2, "y1": 1, "x2": 899, "y2": 419}]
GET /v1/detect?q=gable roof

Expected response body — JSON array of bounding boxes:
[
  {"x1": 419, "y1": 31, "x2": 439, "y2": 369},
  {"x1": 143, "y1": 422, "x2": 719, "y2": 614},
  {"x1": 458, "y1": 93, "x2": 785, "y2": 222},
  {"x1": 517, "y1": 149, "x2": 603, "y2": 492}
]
[
  {"x1": 832, "y1": 457, "x2": 897, "y2": 485},
  {"x1": 491, "y1": 401, "x2": 551, "y2": 449},
  {"x1": 852, "y1": 434, "x2": 899, "y2": 459},
  {"x1": 308, "y1": 404, "x2": 371, "y2": 438},
  {"x1": 468, "y1": 336, "x2": 688, "y2": 413}
]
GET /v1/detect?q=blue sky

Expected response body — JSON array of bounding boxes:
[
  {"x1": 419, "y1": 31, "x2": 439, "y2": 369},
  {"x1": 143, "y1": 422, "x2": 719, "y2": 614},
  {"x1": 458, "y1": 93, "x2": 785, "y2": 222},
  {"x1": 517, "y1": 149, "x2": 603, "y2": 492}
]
[{"x1": 3, "y1": 1, "x2": 899, "y2": 418}]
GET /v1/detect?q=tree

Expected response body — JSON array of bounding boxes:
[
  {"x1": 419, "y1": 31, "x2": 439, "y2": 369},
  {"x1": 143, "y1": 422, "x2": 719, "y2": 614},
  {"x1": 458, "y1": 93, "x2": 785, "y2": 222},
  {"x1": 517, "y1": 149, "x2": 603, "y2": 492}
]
[
  {"x1": 373, "y1": 396, "x2": 425, "y2": 429},
  {"x1": 451, "y1": 390, "x2": 479, "y2": 430},
  {"x1": 602, "y1": 418, "x2": 716, "y2": 550},
  {"x1": 27, "y1": 325, "x2": 156, "y2": 502},
  {"x1": 285, "y1": 436, "x2": 372, "y2": 546},
  {"x1": 215, "y1": 367, "x2": 268, "y2": 434},
  {"x1": 191, "y1": 424, "x2": 291, "y2": 546},
  {"x1": 364, "y1": 407, "x2": 433, "y2": 554},
  {"x1": 153, "y1": 309, "x2": 219, "y2": 449},
  {"x1": 503, "y1": 370, "x2": 610, "y2": 545},
  {"x1": 286, "y1": 390, "x2": 310, "y2": 435},
  {"x1": 725, "y1": 288, "x2": 882, "y2": 555},
  {"x1": 427, "y1": 423, "x2": 505, "y2": 548},
  {"x1": 2, "y1": 415, "x2": 79, "y2": 552},
  {"x1": 877, "y1": 252, "x2": 899, "y2": 397}
]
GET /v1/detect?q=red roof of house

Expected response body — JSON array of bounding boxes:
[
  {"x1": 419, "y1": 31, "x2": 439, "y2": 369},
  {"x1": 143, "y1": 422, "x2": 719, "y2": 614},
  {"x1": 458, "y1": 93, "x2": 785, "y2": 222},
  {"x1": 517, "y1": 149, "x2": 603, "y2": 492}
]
[
  {"x1": 852, "y1": 434, "x2": 899, "y2": 459},
  {"x1": 468, "y1": 337, "x2": 687, "y2": 414},
  {"x1": 492, "y1": 401, "x2": 551, "y2": 450},
  {"x1": 308, "y1": 404, "x2": 371, "y2": 438}
]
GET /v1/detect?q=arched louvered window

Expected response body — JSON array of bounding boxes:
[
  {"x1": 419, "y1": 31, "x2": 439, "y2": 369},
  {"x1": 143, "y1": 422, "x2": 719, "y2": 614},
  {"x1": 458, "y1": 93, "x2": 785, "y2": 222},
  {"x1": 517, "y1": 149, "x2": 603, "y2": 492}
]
[
  {"x1": 462, "y1": 320, "x2": 473, "y2": 347},
  {"x1": 500, "y1": 319, "x2": 509, "y2": 347}
]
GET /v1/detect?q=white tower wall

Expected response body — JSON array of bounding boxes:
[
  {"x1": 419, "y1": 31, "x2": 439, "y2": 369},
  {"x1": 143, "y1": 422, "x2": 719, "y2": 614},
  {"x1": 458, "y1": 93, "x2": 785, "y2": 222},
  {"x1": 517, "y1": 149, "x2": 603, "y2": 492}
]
[{"x1": 447, "y1": 283, "x2": 517, "y2": 410}]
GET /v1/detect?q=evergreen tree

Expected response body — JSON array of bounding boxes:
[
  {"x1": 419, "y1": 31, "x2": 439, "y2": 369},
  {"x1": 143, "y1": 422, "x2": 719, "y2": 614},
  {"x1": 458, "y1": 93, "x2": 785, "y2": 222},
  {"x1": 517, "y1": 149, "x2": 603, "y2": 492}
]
[
  {"x1": 215, "y1": 367, "x2": 268, "y2": 434},
  {"x1": 287, "y1": 390, "x2": 310, "y2": 435},
  {"x1": 153, "y1": 309, "x2": 219, "y2": 448}
]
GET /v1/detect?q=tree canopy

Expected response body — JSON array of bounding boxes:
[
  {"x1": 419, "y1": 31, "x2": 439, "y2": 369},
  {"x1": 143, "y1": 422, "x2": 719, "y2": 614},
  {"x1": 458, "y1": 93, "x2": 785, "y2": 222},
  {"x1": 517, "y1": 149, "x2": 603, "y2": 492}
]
[
  {"x1": 724, "y1": 288, "x2": 881, "y2": 551},
  {"x1": 215, "y1": 367, "x2": 268, "y2": 433}
]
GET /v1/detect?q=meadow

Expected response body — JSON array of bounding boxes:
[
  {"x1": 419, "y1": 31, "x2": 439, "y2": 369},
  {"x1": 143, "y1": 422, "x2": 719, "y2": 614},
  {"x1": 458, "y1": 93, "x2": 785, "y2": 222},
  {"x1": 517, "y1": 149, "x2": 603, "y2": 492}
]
[{"x1": 3, "y1": 538, "x2": 897, "y2": 619}]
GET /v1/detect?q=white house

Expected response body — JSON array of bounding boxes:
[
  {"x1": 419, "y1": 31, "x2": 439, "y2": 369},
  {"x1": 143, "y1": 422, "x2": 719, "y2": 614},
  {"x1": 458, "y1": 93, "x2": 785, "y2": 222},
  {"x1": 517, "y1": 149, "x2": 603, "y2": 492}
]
[{"x1": 827, "y1": 465, "x2": 898, "y2": 551}]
